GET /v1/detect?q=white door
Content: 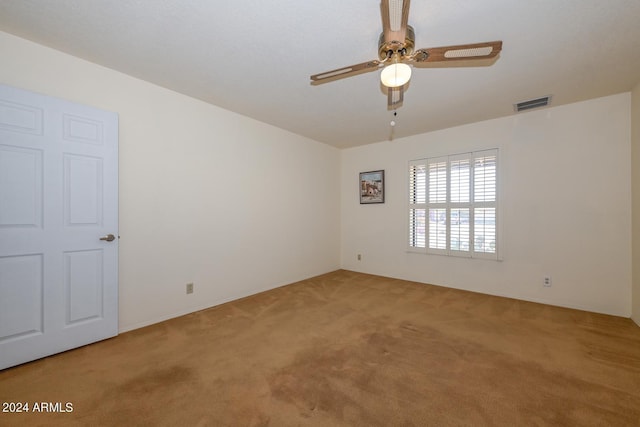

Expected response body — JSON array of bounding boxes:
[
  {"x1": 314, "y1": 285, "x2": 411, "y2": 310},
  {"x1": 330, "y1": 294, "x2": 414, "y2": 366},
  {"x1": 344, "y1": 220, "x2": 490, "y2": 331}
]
[{"x1": 0, "y1": 84, "x2": 118, "y2": 370}]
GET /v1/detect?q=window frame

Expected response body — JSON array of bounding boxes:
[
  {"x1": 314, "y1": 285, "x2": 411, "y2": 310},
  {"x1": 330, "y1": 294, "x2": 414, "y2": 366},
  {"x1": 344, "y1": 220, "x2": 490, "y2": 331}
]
[{"x1": 408, "y1": 149, "x2": 499, "y2": 260}]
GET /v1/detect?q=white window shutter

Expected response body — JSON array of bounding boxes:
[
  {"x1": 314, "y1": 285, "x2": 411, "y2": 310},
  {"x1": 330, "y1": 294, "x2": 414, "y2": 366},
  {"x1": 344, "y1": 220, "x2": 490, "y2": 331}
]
[{"x1": 408, "y1": 149, "x2": 498, "y2": 260}]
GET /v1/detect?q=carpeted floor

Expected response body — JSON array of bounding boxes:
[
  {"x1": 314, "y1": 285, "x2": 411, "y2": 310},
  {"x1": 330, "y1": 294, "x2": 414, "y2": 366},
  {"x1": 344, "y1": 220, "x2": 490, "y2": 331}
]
[{"x1": 1, "y1": 270, "x2": 639, "y2": 426}]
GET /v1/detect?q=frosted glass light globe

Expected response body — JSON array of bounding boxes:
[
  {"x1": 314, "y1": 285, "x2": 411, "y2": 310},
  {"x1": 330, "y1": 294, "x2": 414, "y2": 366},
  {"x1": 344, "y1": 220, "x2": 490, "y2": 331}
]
[{"x1": 380, "y1": 63, "x2": 411, "y2": 88}]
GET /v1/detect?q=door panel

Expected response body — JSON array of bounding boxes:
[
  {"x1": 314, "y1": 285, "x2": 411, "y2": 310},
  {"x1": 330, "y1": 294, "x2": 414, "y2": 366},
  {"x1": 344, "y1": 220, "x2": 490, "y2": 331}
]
[
  {"x1": 0, "y1": 254, "x2": 43, "y2": 341},
  {"x1": 0, "y1": 84, "x2": 118, "y2": 370},
  {"x1": 0, "y1": 99, "x2": 43, "y2": 135},
  {"x1": 65, "y1": 249, "x2": 104, "y2": 324},
  {"x1": 64, "y1": 154, "x2": 103, "y2": 226},
  {"x1": 0, "y1": 145, "x2": 43, "y2": 227}
]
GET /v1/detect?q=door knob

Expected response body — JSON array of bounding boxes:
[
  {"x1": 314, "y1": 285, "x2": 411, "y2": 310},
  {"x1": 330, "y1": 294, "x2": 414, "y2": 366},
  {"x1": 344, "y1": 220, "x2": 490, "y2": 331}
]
[{"x1": 99, "y1": 234, "x2": 116, "y2": 242}]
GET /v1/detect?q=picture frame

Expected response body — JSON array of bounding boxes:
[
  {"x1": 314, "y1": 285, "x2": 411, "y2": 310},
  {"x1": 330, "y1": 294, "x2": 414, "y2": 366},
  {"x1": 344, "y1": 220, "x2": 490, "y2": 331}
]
[{"x1": 360, "y1": 170, "x2": 385, "y2": 204}]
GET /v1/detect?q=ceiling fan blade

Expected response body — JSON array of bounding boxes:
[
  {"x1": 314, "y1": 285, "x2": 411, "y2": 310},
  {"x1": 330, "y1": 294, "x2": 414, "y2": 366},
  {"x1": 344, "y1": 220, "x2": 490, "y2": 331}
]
[
  {"x1": 381, "y1": 0, "x2": 410, "y2": 44},
  {"x1": 388, "y1": 86, "x2": 404, "y2": 109},
  {"x1": 413, "y1": 41, "x2": 503, "y2": 63},
  {"x1": 310, "y1": 59, "x2": 382, "y2": 83}
]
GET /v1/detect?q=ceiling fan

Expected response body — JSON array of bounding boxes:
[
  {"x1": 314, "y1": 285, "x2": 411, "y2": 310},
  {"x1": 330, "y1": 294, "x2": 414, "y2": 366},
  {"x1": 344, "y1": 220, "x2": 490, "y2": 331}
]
[{"x1": 310, "y1": 0, "x2": 502, "y2": 109}]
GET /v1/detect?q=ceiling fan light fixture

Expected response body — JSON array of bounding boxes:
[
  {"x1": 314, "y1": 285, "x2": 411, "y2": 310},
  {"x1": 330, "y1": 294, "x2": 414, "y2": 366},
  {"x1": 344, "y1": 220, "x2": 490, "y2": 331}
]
[{"x1": 380, "y1": 62, "x2": 411, "y2": 88}]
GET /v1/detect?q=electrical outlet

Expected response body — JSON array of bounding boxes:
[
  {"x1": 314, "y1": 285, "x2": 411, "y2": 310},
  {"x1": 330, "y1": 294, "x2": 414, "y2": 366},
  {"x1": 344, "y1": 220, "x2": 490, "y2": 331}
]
[
  {"x1": 186, "y1": 283, "x2": 194, "y2": 294},
  {"x1": 357, "y1": 254, "x2": 362, "y2": 261},
  {"x1": 543, "y1": 276, "x2": 552, "y2": 287}
]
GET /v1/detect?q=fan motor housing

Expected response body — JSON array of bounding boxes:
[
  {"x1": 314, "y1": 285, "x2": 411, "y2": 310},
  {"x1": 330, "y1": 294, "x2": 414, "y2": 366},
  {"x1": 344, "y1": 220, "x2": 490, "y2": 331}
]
[{"x1": 378, "y1": 25, "x2": 415, "y2": 60}]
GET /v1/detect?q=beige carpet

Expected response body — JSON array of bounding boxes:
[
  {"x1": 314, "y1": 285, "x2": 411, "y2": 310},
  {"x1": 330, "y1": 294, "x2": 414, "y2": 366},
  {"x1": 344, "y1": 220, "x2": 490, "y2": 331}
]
[{"x1": 1, "y1": 270, "x2": 639, "y2": 426}]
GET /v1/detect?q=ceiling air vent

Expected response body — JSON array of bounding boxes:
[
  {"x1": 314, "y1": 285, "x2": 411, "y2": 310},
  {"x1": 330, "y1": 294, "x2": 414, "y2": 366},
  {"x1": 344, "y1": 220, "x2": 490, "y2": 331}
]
[{"x1": 514, "y1": 96, "x2": 552, "y2": 112}]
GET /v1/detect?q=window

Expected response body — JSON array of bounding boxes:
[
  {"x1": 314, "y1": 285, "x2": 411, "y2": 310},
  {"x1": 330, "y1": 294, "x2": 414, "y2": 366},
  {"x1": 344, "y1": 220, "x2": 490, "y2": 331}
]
[{"x1": 409, "y1": 149, "x2": 498, "y2": 259}]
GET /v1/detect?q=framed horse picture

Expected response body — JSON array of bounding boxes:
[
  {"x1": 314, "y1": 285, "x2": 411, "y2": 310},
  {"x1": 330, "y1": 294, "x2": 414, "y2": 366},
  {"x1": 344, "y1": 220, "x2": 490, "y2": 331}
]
[{"x1": 360, "y1": 170, "x2": 385, "y2": 204}]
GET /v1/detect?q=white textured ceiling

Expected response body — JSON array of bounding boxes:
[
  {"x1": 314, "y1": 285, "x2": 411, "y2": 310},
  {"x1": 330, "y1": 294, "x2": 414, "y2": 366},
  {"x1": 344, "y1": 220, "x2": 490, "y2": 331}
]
[{"x1": 1, "y1": 0, "x2": 639, "y2": 148}]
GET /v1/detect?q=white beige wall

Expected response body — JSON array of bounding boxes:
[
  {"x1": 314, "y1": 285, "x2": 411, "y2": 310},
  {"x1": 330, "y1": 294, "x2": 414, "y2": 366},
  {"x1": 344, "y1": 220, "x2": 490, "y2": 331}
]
[
  {"x1": 632, "y1": 82, "x2": 640, "y2": 325},
  {"x1": 341, "y1": 93, "x2": 632, "y2": 317},
  {"x1": 1, "y1": 29, "x2": 635, "y2": 328},
  {"x1": 0, "y1": 31, "x2": 341, "y2": 332}
]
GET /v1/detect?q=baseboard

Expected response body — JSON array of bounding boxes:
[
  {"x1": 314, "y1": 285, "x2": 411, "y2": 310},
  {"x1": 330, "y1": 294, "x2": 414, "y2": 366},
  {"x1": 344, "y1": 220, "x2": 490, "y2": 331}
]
[{"x1": 118, "y1": 268, "x2": 341, "y2": 334}]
